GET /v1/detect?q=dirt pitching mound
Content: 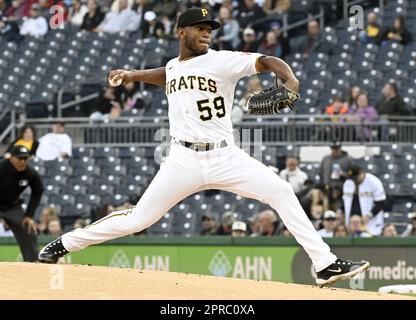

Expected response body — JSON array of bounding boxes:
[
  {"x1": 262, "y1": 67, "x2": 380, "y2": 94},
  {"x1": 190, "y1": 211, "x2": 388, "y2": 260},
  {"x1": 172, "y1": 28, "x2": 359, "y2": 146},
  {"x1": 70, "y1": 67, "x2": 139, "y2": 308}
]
[{"x1": 0, "y1": 262, "x2": 411, "y2": 300}]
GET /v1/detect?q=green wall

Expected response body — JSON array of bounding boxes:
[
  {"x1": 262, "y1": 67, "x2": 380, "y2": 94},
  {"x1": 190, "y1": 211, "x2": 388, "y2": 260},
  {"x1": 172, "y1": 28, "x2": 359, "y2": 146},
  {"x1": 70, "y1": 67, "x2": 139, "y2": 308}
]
[{"x1": 2, "y1": 236, "x2": 416, "y2": 291}]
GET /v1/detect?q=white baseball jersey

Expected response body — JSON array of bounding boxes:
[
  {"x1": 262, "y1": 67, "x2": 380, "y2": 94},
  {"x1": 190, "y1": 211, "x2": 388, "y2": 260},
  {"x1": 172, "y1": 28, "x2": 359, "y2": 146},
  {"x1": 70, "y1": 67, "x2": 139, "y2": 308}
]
[
  {"x1": 343, "y1": 173, "x2": 386, "y2": 235},
  {"x1": 165, "y1": 49, "x2": 263, "y2": 143}
]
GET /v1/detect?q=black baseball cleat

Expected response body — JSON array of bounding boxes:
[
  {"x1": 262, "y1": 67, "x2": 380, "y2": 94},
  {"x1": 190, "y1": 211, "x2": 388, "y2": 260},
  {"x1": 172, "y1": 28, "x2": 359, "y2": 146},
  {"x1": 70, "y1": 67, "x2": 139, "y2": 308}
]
[
  {"x1": 316, "y1": 259, "x2": 370, "y2": 287},
  {"x1": 38, "y1": 237, "x2": 69, "y2": 264}
]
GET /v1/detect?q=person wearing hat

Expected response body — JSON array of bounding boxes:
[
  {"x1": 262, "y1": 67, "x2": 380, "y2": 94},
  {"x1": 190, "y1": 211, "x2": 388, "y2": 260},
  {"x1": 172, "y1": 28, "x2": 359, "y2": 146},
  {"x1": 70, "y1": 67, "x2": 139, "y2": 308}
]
[
  {"x1": 237, "y1": 27, "x2": 260, "y2": 52},
  {"x1": 343, "y1": 164, "x2": 386, "y2": 236},
  {"x1": 200, "y1": 212, "x2": 219, "y2": 235},
  {"x1": 319, "y1": 140, "x2": 354, "y2": 190},
  {"x1": 318, "y1": 210, "x2": 337, "y2": 238},
  {"x1": 19, "y1": 3, "x2": 48, "y2": 37},
  {"x1": 0, "y1": 146, "x2": 44, "y2": 261},
  {"x1": 36, "y1": 121, "x2": 72, "y2": 161},
  {"x1": 217, "y1": 211, "x2": 237, "y2": 235},
  {"x1": 231, "y1": 221, "x2": 247, "y2": 237},
  {"x1": 41, "y1": 7, "x2": 370, "y2": 288},
  {"x1": 141, "y1": 10, "x2": 165, "y2": 38}
]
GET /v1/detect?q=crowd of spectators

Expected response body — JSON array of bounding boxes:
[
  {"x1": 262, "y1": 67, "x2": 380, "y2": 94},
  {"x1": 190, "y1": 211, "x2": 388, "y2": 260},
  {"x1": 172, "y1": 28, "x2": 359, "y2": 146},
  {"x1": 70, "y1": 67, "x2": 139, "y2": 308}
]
[
  {"x1": 1, "y1": 1, "x2": 414, "y2": 118},
  {"x1": 1, "y1": 122, "x2": 415, "y2": 238}
]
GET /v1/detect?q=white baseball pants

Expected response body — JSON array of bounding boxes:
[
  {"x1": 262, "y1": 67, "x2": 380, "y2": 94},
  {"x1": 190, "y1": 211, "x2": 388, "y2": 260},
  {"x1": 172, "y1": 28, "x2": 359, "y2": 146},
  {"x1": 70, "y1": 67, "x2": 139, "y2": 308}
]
[{"x1": 62, "y1": 142, "x2": 337, "y2": 272}]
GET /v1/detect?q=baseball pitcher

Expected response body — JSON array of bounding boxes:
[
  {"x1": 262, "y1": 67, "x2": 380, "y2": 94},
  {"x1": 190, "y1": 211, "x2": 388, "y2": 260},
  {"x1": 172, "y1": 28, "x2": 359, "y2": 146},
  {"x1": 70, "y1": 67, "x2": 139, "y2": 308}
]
[{"x1": 39, "y1": 8, "x2": 369, "y2": 286}]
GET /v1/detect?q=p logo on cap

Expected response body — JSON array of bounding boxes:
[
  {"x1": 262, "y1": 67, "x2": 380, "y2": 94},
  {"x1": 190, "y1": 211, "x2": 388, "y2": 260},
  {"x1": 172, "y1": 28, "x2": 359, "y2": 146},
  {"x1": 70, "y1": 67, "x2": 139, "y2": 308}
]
[{"x1": 201, "y1": 9, "x2": 208, "y2": 16}]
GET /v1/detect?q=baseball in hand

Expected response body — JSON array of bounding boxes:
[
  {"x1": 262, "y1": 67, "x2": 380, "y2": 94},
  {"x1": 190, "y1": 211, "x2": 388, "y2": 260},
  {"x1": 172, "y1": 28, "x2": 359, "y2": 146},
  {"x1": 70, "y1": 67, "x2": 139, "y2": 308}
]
[{"x1": 109, "y1": 74, "x2": 123, "y2": 87}]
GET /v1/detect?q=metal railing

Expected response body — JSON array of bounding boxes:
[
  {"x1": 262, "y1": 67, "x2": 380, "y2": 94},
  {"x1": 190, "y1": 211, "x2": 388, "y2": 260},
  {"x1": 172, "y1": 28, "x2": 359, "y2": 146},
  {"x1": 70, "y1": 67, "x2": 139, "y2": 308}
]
[
  {"x1": 22, "y1": 115, "x2": 416, "y2": 147},
  {"x1": 0, "y1": 107, "x2": 17, "y2": 145}
]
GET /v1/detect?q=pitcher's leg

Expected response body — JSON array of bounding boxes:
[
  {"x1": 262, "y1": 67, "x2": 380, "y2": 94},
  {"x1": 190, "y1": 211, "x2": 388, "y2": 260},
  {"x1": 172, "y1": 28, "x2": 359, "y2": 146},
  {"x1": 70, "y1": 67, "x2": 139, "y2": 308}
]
[
  {"x1": 220, "y1": 149, "x2": 337, "y2": 272},
  {"x1": 62, "y1": 156, "x2": 204, "y2": 252}
]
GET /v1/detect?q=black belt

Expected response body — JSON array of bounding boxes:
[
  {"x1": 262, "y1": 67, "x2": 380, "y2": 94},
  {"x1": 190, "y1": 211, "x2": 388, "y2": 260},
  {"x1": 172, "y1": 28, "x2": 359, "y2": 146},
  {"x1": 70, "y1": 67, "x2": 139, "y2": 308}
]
[{"x1": 178, "y1": 140, "x2": 228, "y2": 152}]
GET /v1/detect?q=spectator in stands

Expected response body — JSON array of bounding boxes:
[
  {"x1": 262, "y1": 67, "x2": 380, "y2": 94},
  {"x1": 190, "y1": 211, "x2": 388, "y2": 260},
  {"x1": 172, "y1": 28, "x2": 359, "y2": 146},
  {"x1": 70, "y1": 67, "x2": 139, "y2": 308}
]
[
  {"x1": 0, "y1": 6, "x2": 22, "y2": 42},
  {"x1": 380, "y1": 15, "x2": 412, "y2": 45},
  {"x1": 96, "y1": 0, "x2": 139, "y2": 33},
  {"x1": 347, "y1": 93, "x2": 378, "y2": 141},
  {"x1": 89, "y1": 85, "x2": 122, "y2": 120},
  {"x1": 80, "y1": 0, "x2": 105, "y2": 31},
  {"x1": 346, "y1": 85, "x2": 361, "y2": 112},
  {"x1": 231, "y1": 221, "x2": 247, "y2": 237},
  {"x1": 216, "y1": 211, "x2": 236, "y2": 235},
  {"x1": 4, "y1": 0, "x2": 25, "y2": 20},
  {"x1": 110, "y1": 0, "x2": 135, "y2": 11},
  {"x1": 0, "y1": 146, "x2": 43, "y2": 261},
  {"x1": 348, "y1": 215, "x2": 372, "y2": 237},
  {"x1": 359, "y1": 11, "x2": 381, "y2": 44},
  {"x1": 258, "y1": 209, "x2": 281, "y2": 236},
  {"x1": 152, "y1": 0, "x2": 177, "y2": 20},
  {"x1": 141, "y1": 10, "x2": 165, "y2": 38},
  {"x1": 263, "y1": 0, "x2": 292, "y2": 15},
  {"x1": 36, "y1": 121, "x2": 72, "y2": 161},
  {"x1": 37, "y1": 0, "x2": 52, "y2": 18},
  {"x1": 335, "y1": 209, "x2": 344, "y2": 226},
  {"x1": 19, "y1": 4, "x2": 48, "y2": 37},
  {"x1": 118, "y1": 82, "x2": 144, "y2": 110},
  {"x1": 279, "y1": 155, "x2": 308, "y2": 194},
  {"x1": 47, "y1": 218, "x2": 62, "y2": 236},
  {"x1": 325, "y1": 94, "x2": 349, "y2": 117},
  {"x1": 212, "y1": 6, "x2": 240, "y2": 51},
  {"x1": 247, "y1": 212, "x2": 260, "y2": 236},
  {"x1": 0, "y1": 219, "x2": 13, "y2": 237},
  {"x1": 382, "y1": 223, "x2": 398, "y2": 237},
  {"x1": 232, "y1": 76, "x2": 263, "y2": 123},
  {"x1": 90, "y1": 102, "x2": 123, "y2": 121},
  {"x1": 299, "y1": 183, "x2": 329, "y2": 226},
  {"x1": 0, "y1": 0, "x2": 10, "y2": 15},
  {"x1": 201, "y1": 212, "x2": 219, "y2": 235},
  {"x1": 73, "y1": 218, "x2": 87, "y2": 229},
  {"x1": 376, "y1": 82, "x2": 409, "y2": 116},
  {"x1": 258, "y1": 28, "x2": 289, "y2": 59},
  {"x1": 131, "y1": 0, "x2": 151, "y2": 32},
  {"x1": 69, "y1": 0, "x2": 88, "y2": 27},
  {"x1": 37, "y1": 206, "x2": 58, "y2": 235},
  {"x1": 298, "y1": 20, "x2": 329, "y2": 58},
  {"x1": 237, "y1": 27, "x2": 260, "y2": 52},
  {"x1": 401, "y1": 212, "x2": 416, "y2": 237},
  {"x1": 328, "y1": 186, "x2": 344, "y2": 213},
  {"x1": 343, "y1": 164, "x2": 386, "y2": 236},
  {"x1": 333, "y1": 223, "x2": 348, "y2": 237},
  {"x1": 319, "y1": 140, "x2": 354, "y2": 190},
  {"x1": 318, "y1": 210, "x2": 337, "y2": 238},
  {"x1": 4, "y1": 125, "x2": 39, "y2": 159},
  {"x1": 237, "y1": 0, "x2": 267, "y2": 33}
]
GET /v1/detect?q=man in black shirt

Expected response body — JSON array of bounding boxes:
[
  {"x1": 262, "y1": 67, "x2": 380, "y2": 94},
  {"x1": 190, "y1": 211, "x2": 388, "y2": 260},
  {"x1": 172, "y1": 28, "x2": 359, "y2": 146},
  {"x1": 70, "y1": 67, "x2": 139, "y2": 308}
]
[
  {"x1": 376, "y1": 83, "x2": 409, "y2": 116},
  {"x1": 0, "y1": 146, "x2": 44, "y2": 261}
]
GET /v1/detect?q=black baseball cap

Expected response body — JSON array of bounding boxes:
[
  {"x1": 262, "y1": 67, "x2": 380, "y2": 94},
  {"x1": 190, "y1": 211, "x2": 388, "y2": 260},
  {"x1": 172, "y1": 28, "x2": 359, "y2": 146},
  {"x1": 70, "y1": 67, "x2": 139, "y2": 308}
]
[
  {"x1": 177, "y1": 8, "x2": 221, "y2": 30},
  {"x1": 10, "y1": 145, "x2": 30, "y2": 158},
  {"x1": 347, "y1": 164, "x2": 362, "y2": 178},
  {"x1": 330, "y1": 140, "x2": 342, "y2": 149}
]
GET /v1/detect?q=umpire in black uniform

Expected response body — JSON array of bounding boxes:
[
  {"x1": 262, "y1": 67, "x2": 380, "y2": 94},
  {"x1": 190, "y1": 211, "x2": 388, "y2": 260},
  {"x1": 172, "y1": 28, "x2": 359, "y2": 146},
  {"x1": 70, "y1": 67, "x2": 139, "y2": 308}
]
[{"x1": 0, "y1": 145, "x2": 44, "y2": 261}]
